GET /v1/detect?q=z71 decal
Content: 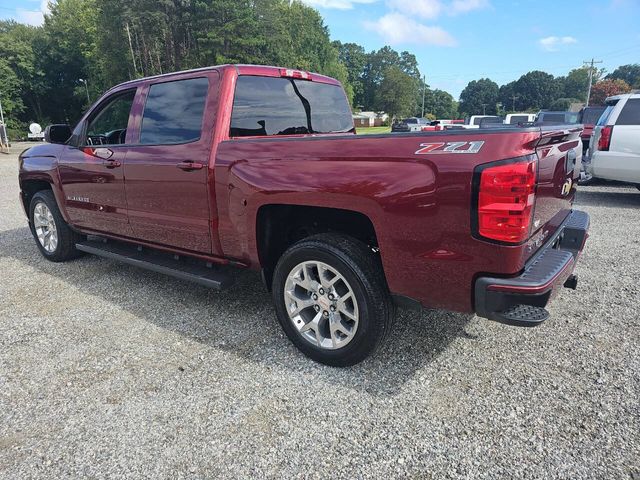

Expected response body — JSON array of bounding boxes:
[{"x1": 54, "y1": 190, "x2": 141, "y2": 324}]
[{"x1": 415, "y1": 141, "x2": 485, "y2": 155}]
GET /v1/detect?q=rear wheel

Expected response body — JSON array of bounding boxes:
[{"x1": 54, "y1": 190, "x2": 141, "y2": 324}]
[
  {"x1": 29, "y1": 190, "x2": 83, "y2": 262},
  {"x1": 272, "y1": 233, "x2": 394, "y2": 367}
]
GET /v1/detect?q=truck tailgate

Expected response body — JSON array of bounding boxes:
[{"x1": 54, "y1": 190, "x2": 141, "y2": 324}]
[{"x1": 529, "y1": 126, "x2": 583, "y2": 255}]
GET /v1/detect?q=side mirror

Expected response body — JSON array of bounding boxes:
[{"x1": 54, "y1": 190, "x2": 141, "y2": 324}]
[{"x1": 44, "y1": 124, "x2": 72, "y2": 144}]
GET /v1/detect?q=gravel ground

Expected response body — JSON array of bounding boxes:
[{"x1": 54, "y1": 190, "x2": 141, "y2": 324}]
[{"x1": 1, "y1": 142, "x2": 639, "y2": 479}]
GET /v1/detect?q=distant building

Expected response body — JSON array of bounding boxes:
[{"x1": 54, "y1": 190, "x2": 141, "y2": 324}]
[{"x1": 352, "y1": 111, "x2": 388, "y2": 127}]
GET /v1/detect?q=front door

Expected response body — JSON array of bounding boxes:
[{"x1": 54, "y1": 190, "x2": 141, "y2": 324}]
[
  {"x1": 124, "y1": 74, "x2": 217, "y2": 253},
  {"x1": 58, "y1": 89, "x2": 137, "y2": 236}
]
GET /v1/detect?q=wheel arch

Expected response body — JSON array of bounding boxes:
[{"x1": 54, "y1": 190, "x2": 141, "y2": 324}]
[{"x1": 256, "y1": 204, "x2": 382, "y2": 291}]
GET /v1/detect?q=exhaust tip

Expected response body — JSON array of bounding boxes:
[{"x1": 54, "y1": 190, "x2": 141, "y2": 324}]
[{"x1": 564, "y1": 275, "x2": 578, "y2": 290}]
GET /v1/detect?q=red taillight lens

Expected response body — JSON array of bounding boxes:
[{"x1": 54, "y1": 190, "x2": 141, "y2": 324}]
[
  {"x1": 597, "y1": 125, "x2": 612, "y2": 151},
  {"x1": 476, "y1": 159, "x2": 537, "y2": 243}
]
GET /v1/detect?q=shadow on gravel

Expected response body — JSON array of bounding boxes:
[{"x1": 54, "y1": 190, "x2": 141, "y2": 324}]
[
  {"x1": 1, "y1": 226, "x2": 473, "y2": 395},
  {"x1": 575, "y1": 188, "x2": 640, "y2": 209}
]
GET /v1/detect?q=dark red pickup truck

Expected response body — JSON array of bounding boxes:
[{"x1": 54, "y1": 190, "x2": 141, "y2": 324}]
[{"x1": 19, "y1": 64, "x2": 589, "y2": 366}]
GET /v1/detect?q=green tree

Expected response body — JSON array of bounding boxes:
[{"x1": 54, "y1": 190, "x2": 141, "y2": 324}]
[
  {"x1": 333, "y1": 41, "x2": 366, "y2": 107},
  {"x1": 549, "y1": 97, "x2": 581, "y2": 111},
  {"x1": 375, "y1": 66, "x2": 416, "y2": 120},
  {"x1": 424, "y1": 89, "x2": 457, "y2": 118},
  {"x1": 459, "y1": 78, "x2": 499, "y2": 116},
  {"x1": 606, "y1": 64, "x2": 640, "y2": 88},
  {"x1": 513, "y1": 70, "x2": 560, "y2": 110},
  {"x1": 557, "y1": 68, "x2": 589, "y2": 102},
  {"x1": 361, "y1": 46, "x2": 420, "y2": 110}
]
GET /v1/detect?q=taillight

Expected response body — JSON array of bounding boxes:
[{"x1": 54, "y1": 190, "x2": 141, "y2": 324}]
[
  {"x1": 474, "y1": 158, "x2": 537, "y2": 244},
  {"x1": 280, "y1": 68, "x2": 311, "y2": 80},
  {"x1": 597, "y1": 125, "x2": 613, "y2": 151}
]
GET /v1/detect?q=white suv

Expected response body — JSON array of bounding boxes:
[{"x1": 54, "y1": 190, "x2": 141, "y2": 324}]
[{"x1": 587, "y1": 93, "x2": 640, "y2": 187}]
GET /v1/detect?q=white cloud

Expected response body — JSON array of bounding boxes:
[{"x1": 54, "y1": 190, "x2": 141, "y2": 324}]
[
  {"x1": 451, "y1": 0, "x2": 489, "y2": 14},
  {"x1": 301, "y1": 0, "x2": 377, "y2": 9},
  {"x1": 14, "y1": 0, "x2": 51, "y2": 26},
  {"x1": 387, "y1": 0, "x2": 442, "y2": 19},
  {"x1": 538, "y1": 35, "x2": 577, "y2": 52},
  {"x1": 364, "y1": 12, "x2": 456, "y2": 46},
  {"x1": 15, "y1": 9, "x2": 43, "y2": 26},
  {"x1": 386, "y1": 0, "x2": 488, "y2": 19}
]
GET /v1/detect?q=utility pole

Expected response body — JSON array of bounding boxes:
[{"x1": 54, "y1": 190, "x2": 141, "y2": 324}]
[
  {"x1": 481, "y1": 103, "x2": 487, "y2": 115},
  {"x1": 421, "y1": 75, "x2": 426, "y2": 118},
  {"x1": 583, "y1": 58, "x2": 603, "y2": 106},
  {"x1": 511, "y1": 94, "x2": 519, "y2": 112}
]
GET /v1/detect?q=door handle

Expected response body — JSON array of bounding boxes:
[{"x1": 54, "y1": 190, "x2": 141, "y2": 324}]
[
  {"x1": 177, "y1": 161, "x2": 204, "y2": 171},
  {"x1": 103, "y1": 159, "x2": 121, "y2": 168}
]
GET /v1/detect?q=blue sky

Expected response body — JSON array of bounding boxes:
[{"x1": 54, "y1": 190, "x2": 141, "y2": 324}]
[{"x1": 2, "y1": 0, "x2": 640, "y2": 98}]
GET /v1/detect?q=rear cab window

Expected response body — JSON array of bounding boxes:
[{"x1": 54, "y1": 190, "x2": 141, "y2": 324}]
[
  {"x1": 509, "y1": 115, "x2": 529, "y2": 124},
  {"x1": 230, "y1": 76, "x2": 353, "y2": 137},
  {"x1": 140, "y1": 77, "x2": 209, "y2": 144}
]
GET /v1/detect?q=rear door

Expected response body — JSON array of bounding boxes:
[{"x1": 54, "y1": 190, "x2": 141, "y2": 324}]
[{"x1": 124, "y1": 72, "x2": 219, "y2": 253}]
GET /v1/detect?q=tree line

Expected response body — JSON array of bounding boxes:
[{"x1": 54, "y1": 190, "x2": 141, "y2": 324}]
[
  {"x1": 459, "y1": 65, "x2": 640, "y2": 117},
  {"x1": 0, "y1": 0, "x2": 440, "y2": 134},
  {"x1": 1, "y1": 0, "x2": 639, "y2": 136}
]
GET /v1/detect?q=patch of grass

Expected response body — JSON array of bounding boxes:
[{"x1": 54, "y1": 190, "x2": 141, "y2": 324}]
[{"x1": 356, "y1": 126, "x2": 391, "y2": 135}]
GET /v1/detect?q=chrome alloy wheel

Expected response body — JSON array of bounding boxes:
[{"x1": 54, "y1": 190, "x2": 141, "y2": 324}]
[
  {"x1": 284, "y1": 261, "x2": 359, "y2": 350},
  {"x1": 33, "y1": 202, "x2": 58, "y2": 253}
]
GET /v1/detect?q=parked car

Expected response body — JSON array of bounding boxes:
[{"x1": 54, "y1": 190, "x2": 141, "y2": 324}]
[
  {"x1": 464, "y1": 115, "x2": 501, "y2": 129},
  {"x1": 578, "y1": 106, "x2": 607, "y2": 153},
  {"x1": 18, "y1": 64, "x2": 589, "y2": 366},
  {"x1": 535, "y1": 111, "x2": 580, "y2": 124},
  {"x1": 587, "y1": 93, "x2": 640, "y2": 188},
  {"x1": 505, "y1": 113, "x2": 536, "y2": 125},
  {"x1": 391, "y1": 117, "x2": 429, "y2": 132}
]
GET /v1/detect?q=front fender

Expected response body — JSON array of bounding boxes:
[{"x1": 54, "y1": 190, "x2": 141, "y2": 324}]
[{"x1": 19, "y1": 145, "x2": 70, "y2": 223}]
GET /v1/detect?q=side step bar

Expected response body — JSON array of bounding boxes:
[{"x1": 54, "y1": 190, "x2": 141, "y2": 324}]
[{"x1": 76, "y1": 239, "x2": 234, "y2": 290}]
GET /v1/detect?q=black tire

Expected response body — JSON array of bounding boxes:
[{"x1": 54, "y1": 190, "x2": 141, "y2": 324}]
[
  {"x1": 29, "y1": 190, "x2": 83, "y2": 262},
  {"x1": 272, "y1": 233, "x2": 394, "y2": 367}
]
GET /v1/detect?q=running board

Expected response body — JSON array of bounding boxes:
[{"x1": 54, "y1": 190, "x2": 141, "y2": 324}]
[{"x1": 75, "y1": 239, "x2": 233, "y2": 290}]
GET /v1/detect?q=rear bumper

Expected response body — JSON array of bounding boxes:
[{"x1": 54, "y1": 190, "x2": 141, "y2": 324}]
[{"x1": 474, "y1": 210, "x2": 589, "y2": 326}]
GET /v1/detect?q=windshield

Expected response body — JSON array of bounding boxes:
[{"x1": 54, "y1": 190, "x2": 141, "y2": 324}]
[{"x1": 230, "y1": 76, "x2": 354, "y2": 137}]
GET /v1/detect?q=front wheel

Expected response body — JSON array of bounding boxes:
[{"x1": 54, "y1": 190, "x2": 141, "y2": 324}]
[
  {"x1": 272, "y1": 233, "x2": 394, "y2": 367},
  {"x1": 29, "y1": 190, "x2": 83, "y2": 262}
]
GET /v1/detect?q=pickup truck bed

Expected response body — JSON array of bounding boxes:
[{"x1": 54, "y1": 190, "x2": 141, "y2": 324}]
[{"x1": 18, "y1": 64, "x2": 589, "y2": 366}]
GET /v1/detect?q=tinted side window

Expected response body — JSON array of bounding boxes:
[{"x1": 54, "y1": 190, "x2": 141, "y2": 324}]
[
  {"x1": 616, "y1": 98, "x2": 640, "y2": 125},
  {"x1": 140, "y1": 77, "x2": 209, "y2": 144},
  {"x1": 86, "y1": 90, "x2": 135, "y2": 145},
  {"x1": 230, "y1": 76, "x2": 353, "y2": 137}
]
